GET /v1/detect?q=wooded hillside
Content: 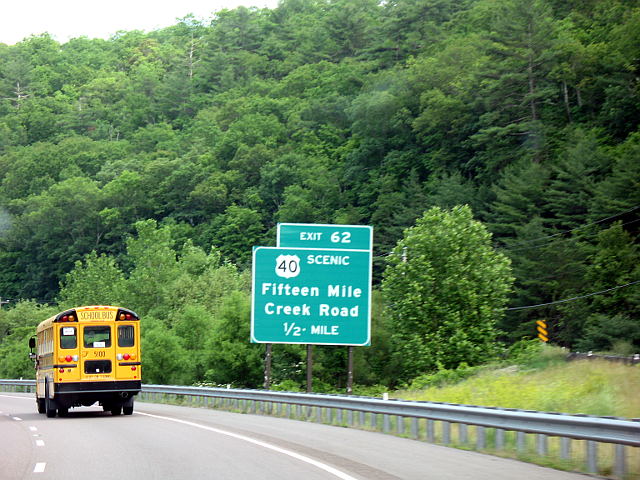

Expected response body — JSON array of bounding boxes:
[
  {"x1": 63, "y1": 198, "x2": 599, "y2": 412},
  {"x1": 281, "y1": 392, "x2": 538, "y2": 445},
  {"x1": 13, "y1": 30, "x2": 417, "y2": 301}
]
[{"x1": 0, "y1": 0, "x2": 638, "y2": 387}]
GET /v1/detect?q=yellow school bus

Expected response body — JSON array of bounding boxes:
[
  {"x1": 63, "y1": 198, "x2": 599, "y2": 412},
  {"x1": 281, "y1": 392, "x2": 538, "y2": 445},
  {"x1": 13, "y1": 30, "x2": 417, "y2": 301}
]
[{"x1": 28, "y1": 305, "x2": 141, "y2": 417}]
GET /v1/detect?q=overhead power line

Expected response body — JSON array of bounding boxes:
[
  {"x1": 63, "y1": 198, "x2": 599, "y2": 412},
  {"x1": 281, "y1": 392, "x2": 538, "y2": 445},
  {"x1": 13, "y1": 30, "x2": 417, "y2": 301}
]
[
  {"x1": 506, "y1": 217, "x2": 640, "y2": 253},
  {"x1": 502, "y1": 204, "x2": 640, "y2": 249},
  {"x1": 506, "y1": 280, "x2": 640, "y2": 311}
]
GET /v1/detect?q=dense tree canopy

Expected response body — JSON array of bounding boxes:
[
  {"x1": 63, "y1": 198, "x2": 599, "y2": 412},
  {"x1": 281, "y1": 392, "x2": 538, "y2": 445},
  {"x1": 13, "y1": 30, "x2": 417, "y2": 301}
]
[{"x1": 0, "y1": 0, "x2": 638, "y2": 387}]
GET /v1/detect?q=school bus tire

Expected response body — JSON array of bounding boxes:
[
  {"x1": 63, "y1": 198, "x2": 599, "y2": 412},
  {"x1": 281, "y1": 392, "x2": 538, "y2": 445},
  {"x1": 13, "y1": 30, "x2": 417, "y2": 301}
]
[
  {"x1": 37, "y1": 397, "x2": 45, "y2": 414},
  {"x1": 123, "y1": 395, "x2": 134, "y2": 415},
  {"x1": 45, "y1": 384, "x2": 57, "y2": 418}
]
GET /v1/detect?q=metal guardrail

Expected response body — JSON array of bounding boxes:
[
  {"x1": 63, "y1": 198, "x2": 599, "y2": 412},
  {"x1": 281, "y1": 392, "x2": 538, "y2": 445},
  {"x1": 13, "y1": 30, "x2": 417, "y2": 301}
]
[
  {"x1": 567, "y1": 351, "x2": 640, "y2": 365},
  {"x1": 2, "y1": 379, "x2": 639, "y2": 478}
]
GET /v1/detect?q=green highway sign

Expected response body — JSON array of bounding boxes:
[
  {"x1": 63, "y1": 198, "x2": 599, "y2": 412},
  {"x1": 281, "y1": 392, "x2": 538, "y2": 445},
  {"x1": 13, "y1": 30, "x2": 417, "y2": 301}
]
[
  {"x1": 251, "y1": 246, "x2": 371, "y2": 345},
  {"x1": 277, "y1": 223, "x2": 372, "y2": 251}
]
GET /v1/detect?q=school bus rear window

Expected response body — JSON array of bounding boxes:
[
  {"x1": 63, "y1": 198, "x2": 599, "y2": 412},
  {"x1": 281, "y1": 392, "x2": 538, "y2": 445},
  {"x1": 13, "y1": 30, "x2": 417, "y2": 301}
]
[
  {"x1": 118, "y1": 325, "x2": 135, "y2": 347},
  {"x1": 84, "y1": 326, "x2": 111, "y2": 348},
  {"x1": 60, "y1": 326, "x2": 77, "y2": 349}
]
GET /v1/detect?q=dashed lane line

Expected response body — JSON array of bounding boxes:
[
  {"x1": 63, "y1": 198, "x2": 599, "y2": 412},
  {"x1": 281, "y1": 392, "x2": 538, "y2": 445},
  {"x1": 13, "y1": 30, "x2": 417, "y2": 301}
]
[{"x1": 0, "y1": 399, "x2": 48, "y2": 474}]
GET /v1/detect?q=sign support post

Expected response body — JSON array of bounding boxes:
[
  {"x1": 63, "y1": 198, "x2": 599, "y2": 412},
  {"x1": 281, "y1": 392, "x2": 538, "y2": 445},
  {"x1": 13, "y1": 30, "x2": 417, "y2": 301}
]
[
  {"x1": 263, "y1": 343, "x2": 272, "y2": 390},
  {"x1": 347, "y1": 346, "x2": 354, "y2": 395},
  {"x1": 306, "y1": 344, "x2": 313, "y2": 393}
]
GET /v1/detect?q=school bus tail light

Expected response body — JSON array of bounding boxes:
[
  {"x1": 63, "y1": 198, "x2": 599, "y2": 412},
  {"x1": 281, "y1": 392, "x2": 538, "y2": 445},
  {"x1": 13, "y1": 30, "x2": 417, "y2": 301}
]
[
  {"x1": 56, "y1": 312, "x2": 78, "y2": 322},
  {"x1": 116, "y1": 308, "x2": 139, "y2": 321}
]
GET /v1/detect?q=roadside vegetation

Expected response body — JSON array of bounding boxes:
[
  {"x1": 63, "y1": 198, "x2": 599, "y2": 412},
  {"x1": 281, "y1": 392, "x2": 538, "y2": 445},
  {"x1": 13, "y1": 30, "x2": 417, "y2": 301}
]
[{"x1": 395, "y1": 343, "x2": 640, "y2": 419}]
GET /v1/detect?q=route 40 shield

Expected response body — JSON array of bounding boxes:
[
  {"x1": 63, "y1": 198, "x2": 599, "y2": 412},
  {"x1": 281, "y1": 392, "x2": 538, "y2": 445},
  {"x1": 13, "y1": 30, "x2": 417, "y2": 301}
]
[{"x1": 275, "y1": 254, "x2": 301, "y2": 279}]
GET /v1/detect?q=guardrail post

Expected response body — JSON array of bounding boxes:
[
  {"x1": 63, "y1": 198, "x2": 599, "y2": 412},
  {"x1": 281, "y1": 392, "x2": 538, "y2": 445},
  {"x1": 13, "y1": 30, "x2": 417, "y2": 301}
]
[
  {"x1": 586, "y1": 441, "x2": 598, "y2": 474},
  {"x1": 397, "y1": 416, "x2": 404, "y2": 435},
  {"x1": 614, "y1": 444, "x2": 626, "y2": 478},
  {"x1": 426, "y1": 419, "x2": 435, "y2": 442},
  {"x1": 459, "y1": 424, "x2": 468, "y2": 444},
  {"x1": 442, "y1": 421, "x2": 451, "y2": 445},
  {"x1": 560, "y1": 437, "x2": 571, "y2": 460},
  {"x1": 517, "y1": 431, "x2": 527, "y2": 452},
  {"x1": 536, "y1": 434, "x2": 548, "y2": 456},
  {"x1": 411, "y1": 417, "x2": 419, "y2": 439},
  {"x1": 383, "y1": 414, "x2": 390, "y2": 433},
  {"x1": 476, "y1": 426, "x2": 486, "y2": 449},
  {"x1": 495, "y1": 428, "x2": 505, "y2": 450}
]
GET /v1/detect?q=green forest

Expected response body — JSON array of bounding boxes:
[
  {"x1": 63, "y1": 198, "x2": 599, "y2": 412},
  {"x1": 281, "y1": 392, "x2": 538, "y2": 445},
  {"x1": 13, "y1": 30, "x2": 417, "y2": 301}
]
[{"x1": 0, "y1": 0, "x2": 638, "y2": 390}]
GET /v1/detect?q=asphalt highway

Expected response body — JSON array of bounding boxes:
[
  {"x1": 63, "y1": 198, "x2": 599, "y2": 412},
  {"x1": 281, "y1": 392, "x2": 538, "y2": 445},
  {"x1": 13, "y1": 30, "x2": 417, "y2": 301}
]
[{"x1": 0, "y1": 393, "x2": 592, "y2": 479}]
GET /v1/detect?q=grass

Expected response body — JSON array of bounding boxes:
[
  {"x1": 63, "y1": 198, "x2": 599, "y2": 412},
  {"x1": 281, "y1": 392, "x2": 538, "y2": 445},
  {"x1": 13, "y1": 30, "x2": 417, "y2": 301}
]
[{"x1": 394, "y1": 351, "x2": 640, "y2": 419}]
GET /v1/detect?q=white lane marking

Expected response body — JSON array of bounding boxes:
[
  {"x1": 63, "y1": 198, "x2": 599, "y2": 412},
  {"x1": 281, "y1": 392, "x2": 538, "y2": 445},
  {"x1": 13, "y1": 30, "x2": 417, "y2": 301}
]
[
  {"x1": 0, "y1": 394, "x2": 33, "y2": 400},
  {"x1": 136, "y1": 412, "x2": 359, "y2": 480},
  {"x1": 13, "y1": 416, "x2": 22, "y2": 421},
  {"x1": 34, "y1": 463, "x2": 46, "y2": 473},
  {"x1": 36, "y1": 439, "x2": 45, "y2": 447},
  {"x1": 30, "y1": 426, "x2": 38, "y2": 432}
]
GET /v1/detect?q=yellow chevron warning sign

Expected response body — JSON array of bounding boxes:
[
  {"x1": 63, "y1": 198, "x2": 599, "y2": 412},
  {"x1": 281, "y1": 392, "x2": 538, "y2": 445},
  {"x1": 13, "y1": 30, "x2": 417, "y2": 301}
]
[{"x1": 536, "y1": 320, "x2": 548, "y2": 342}]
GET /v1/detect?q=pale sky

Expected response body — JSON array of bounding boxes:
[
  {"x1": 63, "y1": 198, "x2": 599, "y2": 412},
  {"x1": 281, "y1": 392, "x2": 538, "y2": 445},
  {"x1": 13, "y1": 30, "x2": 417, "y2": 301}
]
[{"x1": 0, "y1": 0, "x2": 280, "y2": 45}]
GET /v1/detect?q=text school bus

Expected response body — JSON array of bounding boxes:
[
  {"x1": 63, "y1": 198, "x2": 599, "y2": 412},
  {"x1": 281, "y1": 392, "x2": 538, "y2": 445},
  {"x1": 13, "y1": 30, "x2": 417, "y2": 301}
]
[{"x1": 28, "y1": 305, "x2": 141, "y2": 417}]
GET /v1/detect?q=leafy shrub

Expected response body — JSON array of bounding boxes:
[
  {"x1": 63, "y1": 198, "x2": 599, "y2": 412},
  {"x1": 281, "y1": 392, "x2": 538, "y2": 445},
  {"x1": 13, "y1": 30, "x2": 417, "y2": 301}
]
[{"x1": 406, "y1": 363, "x2": 481, "y2": 390}]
